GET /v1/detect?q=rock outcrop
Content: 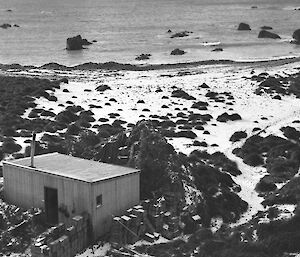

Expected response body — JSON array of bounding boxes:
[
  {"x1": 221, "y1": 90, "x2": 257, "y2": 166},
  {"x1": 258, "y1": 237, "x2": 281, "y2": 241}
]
[
  {"x1": 292, "y1": 29, "x2": 300, "y2": 44},
  {"x1": 258, "y1": 30, "x2": 281, "y2": 39},
  {"x1": 237, "y1": 23, "x2": 251, "y2": 31},
  {"x1": 66, "y1": 35, "x2": 92, "y2": 50}
]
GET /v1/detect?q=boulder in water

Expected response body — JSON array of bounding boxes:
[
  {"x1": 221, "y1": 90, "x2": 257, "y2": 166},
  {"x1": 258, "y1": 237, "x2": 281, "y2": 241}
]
[
  {"x1": 237, "y1": 23, "x2": 251, "y2": 31},
  {"x1": 170, "y1": 31, "x2": 191, "y2": 38},
  {"x1": 292, "y1": 29, "x2": 300, "y2": 44},
  {"x1": 258, "y1": 30, "x2": 280, "y2": 39},
  {"x1": 66, "y1": 35, "x2": 92, "y2": 50},
  {"x1": 261, "y1": 26, "x2": 273, "y2": 30},
  {"x1": 212, "y1": 47, "x2": 223, "y2": 52},
  {"x1": 0, "y1": 23, "x2": 11, "y2": 29}
]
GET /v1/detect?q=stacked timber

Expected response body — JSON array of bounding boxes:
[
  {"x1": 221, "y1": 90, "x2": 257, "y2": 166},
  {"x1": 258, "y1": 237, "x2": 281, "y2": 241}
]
[
  {"x1": 31, "y1": 215, "x2": 89, "y2": 257},
  {"x1": 110, "y1": 197, "x2": 183, "y2": 245}
]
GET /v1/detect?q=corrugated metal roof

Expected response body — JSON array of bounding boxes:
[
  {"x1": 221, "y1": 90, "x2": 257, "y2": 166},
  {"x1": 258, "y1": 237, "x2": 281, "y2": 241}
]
[{"x1": 4, "y1": 153, "x2": 139, "y2": 183}]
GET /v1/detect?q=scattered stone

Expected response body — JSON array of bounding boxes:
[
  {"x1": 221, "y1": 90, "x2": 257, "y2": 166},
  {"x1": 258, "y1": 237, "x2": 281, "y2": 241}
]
[{"x1": 135, "y1": 54, "x2": 151, "y2": 61}]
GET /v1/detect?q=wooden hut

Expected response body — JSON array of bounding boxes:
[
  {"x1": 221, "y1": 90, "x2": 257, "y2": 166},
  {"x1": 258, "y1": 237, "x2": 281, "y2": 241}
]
[{"x1": 2, "y1": 152, "x2": 140, "y2": 239}]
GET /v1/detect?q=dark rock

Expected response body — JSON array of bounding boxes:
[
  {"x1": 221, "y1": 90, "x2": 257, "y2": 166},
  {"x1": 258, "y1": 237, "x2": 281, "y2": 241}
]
[
  {"x1": 237, "y1": 22, "x2": 251, "y2": 31},
  {"x1": 135, "y1": 54, "x2": 151, "y2": 61},
  {"x1": 200, "y1": 83, "x2": 210, "y2": 89},
  {"x1": 66, "y1": 35, "x2": 92, "y2": 50},
  {"x1": 171, "y1": 48, "x2": 185, "y2": 55},
  {"x1": 261, "y1": 26, "x2": 273, "y2": 30},
  {"x1": 212, "y1": 48, "x2": 223, "y2": 52},
  {"x1": 109, "y1": 98, "x2": 117, "y2": 102},
  {"x1": 167, "y1": 29, "x2": 172, "y2": 33},
  {"x1": 170, "y1": 31, "x2": 191, "y2": 38},
  {"x1": 292, "y1": 29, "x2": 300, "y2": 44},
  {"x1": 258, "y1": 30, "x2": 281, "y2": 39},
  {"x1": 0, "y1": 23, "x2": 12, "y2": 29},
  {"x1": 273, "y1": 95, "x2": 281, "y2": 100}
]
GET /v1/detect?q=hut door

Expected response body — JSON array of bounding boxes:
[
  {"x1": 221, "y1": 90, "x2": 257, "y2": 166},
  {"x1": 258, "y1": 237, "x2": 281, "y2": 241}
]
[{"x1": 44, "y1": 187, "x2": 58, "y2": 224}]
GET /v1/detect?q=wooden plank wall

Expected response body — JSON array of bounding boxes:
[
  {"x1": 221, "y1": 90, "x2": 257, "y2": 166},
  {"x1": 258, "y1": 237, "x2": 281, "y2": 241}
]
[
  {"x1": 3, "y1": 163, "x2": 93, "y2": 226},
  {"x1": 91, "y1": 172, "x2": 140, "y2": 238}
]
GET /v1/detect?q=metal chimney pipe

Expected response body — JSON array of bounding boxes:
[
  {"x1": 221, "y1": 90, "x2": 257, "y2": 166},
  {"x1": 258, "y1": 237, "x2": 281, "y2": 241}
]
[{"x1": 30, "y1": 132, "x2": 36, "y2": 168}]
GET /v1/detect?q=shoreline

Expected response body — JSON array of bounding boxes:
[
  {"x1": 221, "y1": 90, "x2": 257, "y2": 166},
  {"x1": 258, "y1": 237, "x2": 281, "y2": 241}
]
[{"x1": 0, "y1": 56, "x2": 299, "y2": 72}]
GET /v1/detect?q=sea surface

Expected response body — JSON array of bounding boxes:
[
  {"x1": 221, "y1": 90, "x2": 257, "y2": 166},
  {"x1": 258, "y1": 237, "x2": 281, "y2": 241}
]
[{"x1": 0, "y1": 0, "x2": 299, "y2": 66}]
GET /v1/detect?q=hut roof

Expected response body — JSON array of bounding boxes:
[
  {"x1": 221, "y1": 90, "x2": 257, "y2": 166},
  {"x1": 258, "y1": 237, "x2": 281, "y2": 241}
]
[{"x1": 4, "y1": 153, "x2": 139, "y2": 183}]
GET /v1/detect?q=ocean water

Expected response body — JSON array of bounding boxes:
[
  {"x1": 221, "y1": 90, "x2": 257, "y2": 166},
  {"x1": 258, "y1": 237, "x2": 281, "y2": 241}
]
[{"x1": 0, "y1": 0, "x2": 299, "y2": 66}]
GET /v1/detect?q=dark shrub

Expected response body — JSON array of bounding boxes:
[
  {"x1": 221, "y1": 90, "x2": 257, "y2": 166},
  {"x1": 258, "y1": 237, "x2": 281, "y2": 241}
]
[
  {"x1": 2, "y1": 139, "x2": 22, "y2": 154},
  {"x1": 244, "y1": 153, "x2": 264, "y2": 166},
  {"x1": 230, "y1": 131, "x2": 247, "y2": 142}
]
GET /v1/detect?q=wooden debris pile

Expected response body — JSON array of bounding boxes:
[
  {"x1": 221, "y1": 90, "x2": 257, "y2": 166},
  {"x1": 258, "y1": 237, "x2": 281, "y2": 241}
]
[
  {"x1": 31, "y1": 214, "x2": 90, "y2": 257},
  {"x1": 0, "y1": 199, "x2": 43, "y2": 255},
  {"x1": 110, "y1": 197, "x2": 184, "y2": 245}
]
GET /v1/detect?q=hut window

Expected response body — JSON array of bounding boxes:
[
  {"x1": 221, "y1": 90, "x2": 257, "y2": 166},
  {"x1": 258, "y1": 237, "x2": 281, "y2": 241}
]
[{"x1": 96, "y1": 194, "x2": 102, "y2": 207}]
